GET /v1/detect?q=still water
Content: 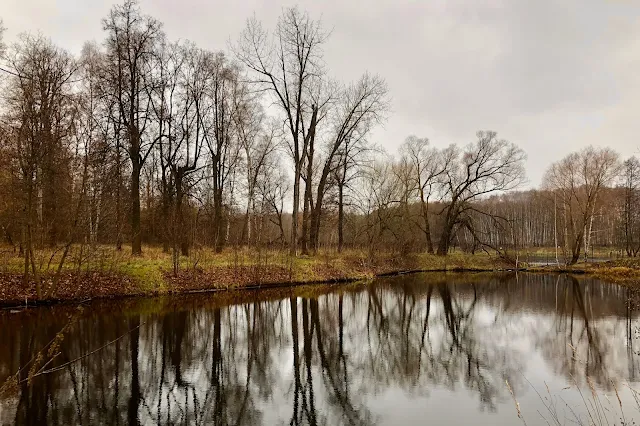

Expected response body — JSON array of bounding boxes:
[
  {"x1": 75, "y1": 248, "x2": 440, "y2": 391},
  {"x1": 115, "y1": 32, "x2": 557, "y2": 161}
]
[{"x1": 1, "y1": 273, "x2": 639, "y2": 425}]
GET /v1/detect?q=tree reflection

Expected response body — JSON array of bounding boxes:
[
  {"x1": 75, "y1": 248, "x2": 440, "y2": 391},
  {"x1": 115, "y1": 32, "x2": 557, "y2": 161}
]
[{"x1": 0, "y1": 273, "x2": 637, "y2": 424}]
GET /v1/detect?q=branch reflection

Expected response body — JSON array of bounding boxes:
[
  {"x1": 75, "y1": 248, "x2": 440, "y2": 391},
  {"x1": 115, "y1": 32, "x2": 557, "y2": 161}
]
[{"x1": 0, "y1": 273, "x2": 636, "y2": 425}]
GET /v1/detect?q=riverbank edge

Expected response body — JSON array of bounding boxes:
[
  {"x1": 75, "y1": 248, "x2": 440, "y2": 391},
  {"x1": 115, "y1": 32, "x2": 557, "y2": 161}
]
[
  {"x1": 0, "y1": 263, "x2": 507, "y2": 308},
  {"x1": 1, "y1": 258, "x2": 638, "y2": 309},
  {"x1": 526, "y1": 262, "x2": 640, "y2": 285}
]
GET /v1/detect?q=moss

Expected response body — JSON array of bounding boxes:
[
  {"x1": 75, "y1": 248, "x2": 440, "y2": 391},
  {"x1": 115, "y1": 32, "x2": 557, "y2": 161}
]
[{"x1": 118, "y1": 261, "x2": 166, "y2": 292}]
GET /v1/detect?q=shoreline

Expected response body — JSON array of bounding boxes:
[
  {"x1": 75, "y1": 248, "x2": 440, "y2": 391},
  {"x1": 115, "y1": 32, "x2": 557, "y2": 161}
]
[
  {"x1": 1, "y1": 251, "x2": 638, "y2": 309},
  {"x1": 0, "y1": 267, "x2": 508, "y2": 309},
  {"x1": 1, "y1": 268, "x2": 637, "y2": 310}
]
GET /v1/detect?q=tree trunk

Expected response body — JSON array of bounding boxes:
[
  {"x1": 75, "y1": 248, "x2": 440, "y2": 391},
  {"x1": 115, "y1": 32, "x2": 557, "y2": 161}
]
[
  {"x1": 161, "y1": 192, "x2": 170, "y2": 254},
  {"x1": 419, "y1": 189, "x2": 434, "y2": 254},
  {"x1": 23, "y1": 209, "x2": 32, "y2": 290},
  {"x1": 570, "y1": 236, "x2": 583, "y2": 265},
  {"x1": 131, "y1": 163, "x2": 142, "y2": 256},
  {"x1": 437, "y1": 225, "x2": 452, "y2": 255},
  {"x1": 301, "y1": 136, "x2": 315, "y2": 255},
  {"x1": 437, "y1": 213, "x2": 456, "y2": 256},
  {"x1": 241, "y1": 198, "x2": 252, "y2": 247},
  {"x1": 337, "y1": 181, "x2": 345, "y2": 253},
  {"x1": 43, "y1": 161, "x2": 58, "y2": 248},
  {"x1": 309, "y1": 175, "x2": 327, "y2": 254},
  {"x1": 584, "y1": 195, "x2": 598, "y2": 262},
  {"x1": 213, "y1": 188, "x2": 224, "y2": 253},
  {"x1": 174, "y1": 174, "x2": 189, "y2": 257},
  {"x1": 115, "y1": 133, "x2": 123, "y2": 251},
  {"x1": 309, "y1": 156, "x2": 333, "y2": 253},
  {"x1": 301, "y1": 183, "x2": 311, "y2": 255},
  {"x1": 291, "y1": 164, "x2": 300, "y2": 256},
  {"x1": 291, "y1": 106, "x2": 317, "y2": 257},
  {"x1": 569, "y1": 218, "x2": 584, "y2": 266},
  {"x1": 437, "y1": 203, "x2": 459, "y2": 256}
]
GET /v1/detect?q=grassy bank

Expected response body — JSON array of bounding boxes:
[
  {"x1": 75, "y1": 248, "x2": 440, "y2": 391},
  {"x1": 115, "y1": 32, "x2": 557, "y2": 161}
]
[
  {"x1": 525, "y1": 257, "x2": 640, "y2": 284},
  {"x1": 0, "y1": 245, "x2": 509, "y2": 305},
  {"x1": 2, "y1": 244, "x2": 639, "y2": 306}
]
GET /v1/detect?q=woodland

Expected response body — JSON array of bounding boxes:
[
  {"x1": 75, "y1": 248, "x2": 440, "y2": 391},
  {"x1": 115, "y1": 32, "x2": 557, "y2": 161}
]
[{"x1": 0, "y1": 2, "x2": 638, "y2": 300}]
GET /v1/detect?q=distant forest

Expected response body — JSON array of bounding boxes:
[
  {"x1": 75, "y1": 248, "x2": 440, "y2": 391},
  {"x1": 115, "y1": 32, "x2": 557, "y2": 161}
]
[{"x1": 0, "y1": 1, "x2": 638, "y2": 269}]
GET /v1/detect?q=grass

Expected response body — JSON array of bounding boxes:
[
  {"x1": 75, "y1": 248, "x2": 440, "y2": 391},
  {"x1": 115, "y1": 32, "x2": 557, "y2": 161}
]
[
  {"x1": 512, "y1": 246, "x2": 621, "y2": 259},
  {"x1": 118, "y1": 260, "x2": 167, "y2": 291},
  {"x1": 524, "y1": 257, "x2": 640, "y2": 284},
  {"x1": 0, "y1": 243, "x2": 508, "y2": 274},
  {"x1": 0, "y1": 243, "x2": 515, "y2": 303},
  {"x1": 2, "y1": 243, "x2": 639, "y2": 303}
]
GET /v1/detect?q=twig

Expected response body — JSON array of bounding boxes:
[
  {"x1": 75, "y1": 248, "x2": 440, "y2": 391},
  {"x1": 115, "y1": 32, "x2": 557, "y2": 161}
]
[{"x1": 18, "y1": 321, "x2": 145, "y2": 383}]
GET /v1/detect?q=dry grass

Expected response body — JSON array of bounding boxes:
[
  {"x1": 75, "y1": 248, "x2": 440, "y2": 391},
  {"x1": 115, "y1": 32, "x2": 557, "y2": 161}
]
[
  {"x1": 522, "y1": 379, "x2": 640, "y2": 426},
  {"x1": 514, "y1": 348, "x2": 640, "y2": 426},
  {"x1": 556, "y1": 260, "x2": 640, "y2": 284},
  {"x1": 0, "y1": 243, "x2": 508, "y2": 274},
  {"x1": 515, "y1": 246, "x2": 620, "y2": 258},
  {"x1": 3, "y1": 242, "x2": 640, "y2": 303},
  {"x1": 0, "y1": 243, "x2": 514, "y2": 303}
]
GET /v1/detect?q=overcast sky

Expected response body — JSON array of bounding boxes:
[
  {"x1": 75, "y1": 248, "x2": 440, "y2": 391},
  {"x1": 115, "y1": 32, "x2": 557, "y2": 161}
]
[{"x1": 2, "y1": 0, "x2": 639, "y2": 186}]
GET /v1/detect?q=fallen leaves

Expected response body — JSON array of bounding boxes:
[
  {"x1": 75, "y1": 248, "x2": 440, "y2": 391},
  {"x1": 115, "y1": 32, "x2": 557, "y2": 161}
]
[{"x1": 0, "y1": 272, "x2": 139, "y2": 306}]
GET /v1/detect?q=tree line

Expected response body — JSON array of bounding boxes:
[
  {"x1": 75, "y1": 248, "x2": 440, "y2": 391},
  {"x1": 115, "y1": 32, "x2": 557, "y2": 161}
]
[{"x1": 0, "y1": 2, "x2": 637, "y2": 273}]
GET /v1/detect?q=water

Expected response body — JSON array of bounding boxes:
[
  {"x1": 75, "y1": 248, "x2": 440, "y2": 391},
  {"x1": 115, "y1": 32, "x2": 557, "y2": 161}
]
[{"x1": 1, "y1": 273, "x2": 639, "y2": 425}]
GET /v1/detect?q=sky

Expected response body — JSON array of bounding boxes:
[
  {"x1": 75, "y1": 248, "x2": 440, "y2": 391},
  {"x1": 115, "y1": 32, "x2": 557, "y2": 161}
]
[{"x1": 2, "y1": 0, "x2": 639, "y2": 187}]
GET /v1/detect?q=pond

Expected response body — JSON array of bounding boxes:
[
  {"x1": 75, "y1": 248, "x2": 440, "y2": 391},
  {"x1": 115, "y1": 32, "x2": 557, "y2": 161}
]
[{"x1": 1, "y1": 273, "x2": 639, "y2": 425}]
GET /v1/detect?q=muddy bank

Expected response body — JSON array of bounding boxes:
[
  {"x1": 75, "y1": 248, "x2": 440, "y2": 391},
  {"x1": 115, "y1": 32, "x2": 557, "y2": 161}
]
[
  {"x1": 9, "y1": 254, "x2": 639, "y2": 308},
  {"x1": 0, "y1": 255, "x2": 513, "y2": 307}
]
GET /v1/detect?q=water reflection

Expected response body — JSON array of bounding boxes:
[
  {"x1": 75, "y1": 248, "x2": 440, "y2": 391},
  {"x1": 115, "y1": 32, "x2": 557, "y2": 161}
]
[{"x1": 0, "y1": 273, "x2": 638, "y2": 425}]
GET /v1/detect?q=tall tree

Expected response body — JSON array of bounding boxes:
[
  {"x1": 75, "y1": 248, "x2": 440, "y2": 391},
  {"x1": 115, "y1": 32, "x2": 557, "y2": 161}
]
[
  {"x1": 399, "y1": 136, "x2": 448, "y2": 254},
  {"x1": 333, "y1": 134, "x2": 373, "y2": 252},
  {"x1": 205, "y1": 53, "x2": 242, "y2": 252},
  {"x1": 3, "y1": 35, "x2": 76, "y2": 292},
  {"x1": 79, "y1": 42, "x2": 107, "y2": 248},
  {"x1": 233, "y1": 94, "x2": 278, "y2": 246},
  {"x1": 102, "y1": 0, "x2": 164, "y2": 255},
  {"x1": 235, "y1": 7, "x2": 328, "y2": 255},
  {"x1": 154, "y1": 43, "x2": 208, "y2": 263},
  {"x1": 543, "y1": 146, "x2": 620, "y2": 264},
  {"x1": 308, "y1": 74, "x2": 389, "y2": 252},
  {"x1": 436, "y1": 131, "x2": 526, "y2": 255},
  {"x1": 620, "y1": 156, "x2": 640, "y2": 257}
]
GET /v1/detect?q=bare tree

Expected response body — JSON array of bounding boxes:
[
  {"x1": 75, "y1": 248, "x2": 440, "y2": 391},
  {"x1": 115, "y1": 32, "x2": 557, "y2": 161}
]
[
  {"x1": 333, "y1": 135, "x2": 375, "y2": 252},
  {"x1": 620, "y1": 156, "x2": 640, "y2": 257},
  {"x1": 308, "y1": 74, "x2": 389, "y2": 252},
  {"x1": 80, "y1": 43, "x2": 100, "y2": 247},
  {"x1": 436, "y1": 131, "x2": 526, "y2": 255},
  {"x1": 399, "y1": 136, "x2": 449, "y2": 254},
  {"x1": 258, "y1": 163, "x2": 290, "y2": 246},
  {"x1": 235, "y1": 7, "x2": 328, "y2": 255},
  {"x1": 299, "y1": 82, "x2": 332, "y2": 255},
  {"x1": 356, "y1": 157, "x2": 403, "y2": 256},
  {"x1": 204, "y1": 54, "x2": 242, "y2": 253},
  {"x1": 3, "y1": 35, "x2": 76, "y2": 293},
  {"x1": 102, "y1": 0, "x2": 164, "y2": 255},
  {"x1": 543, "y1": 146, "x2": 620, "y2": 264},
  {"x1": 45, "y1": 79, "x2": 99, "y2": 298},
  {"x1": 233, "y1": 90, "x2": 279, "y2": 246},
  {"x1": 155, "y1": 43, "x2": 209, "y2": 266},
  {"x1": 150, "y1": 40, "x2": 181, "y2": 253}
]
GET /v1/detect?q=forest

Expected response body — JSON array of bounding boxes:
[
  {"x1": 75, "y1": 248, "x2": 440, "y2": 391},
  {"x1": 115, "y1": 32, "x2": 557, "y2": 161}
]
[{"x1": 0, "y1": 1, "x2": 638, "y2": 297}]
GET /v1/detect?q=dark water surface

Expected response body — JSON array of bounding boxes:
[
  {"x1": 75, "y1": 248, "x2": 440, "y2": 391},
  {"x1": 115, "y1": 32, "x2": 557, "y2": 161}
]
[{"x1": 1, "y1": 273, "x2": 639, "y2": 425}]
